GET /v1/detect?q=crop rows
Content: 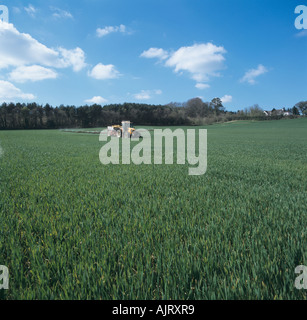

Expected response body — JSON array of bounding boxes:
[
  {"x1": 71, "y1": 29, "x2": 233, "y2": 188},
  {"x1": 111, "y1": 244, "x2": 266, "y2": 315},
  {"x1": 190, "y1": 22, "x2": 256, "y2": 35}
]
[{"x1": 0, "y1": 119, "x2": 306, "y2": 299}]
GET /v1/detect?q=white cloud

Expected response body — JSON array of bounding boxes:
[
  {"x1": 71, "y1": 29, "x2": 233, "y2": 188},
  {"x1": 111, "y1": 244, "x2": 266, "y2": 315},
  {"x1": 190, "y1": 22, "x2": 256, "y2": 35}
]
[
  {"x1": 195, "y1": 83, "x2": 210, "y2": 90},
  {"x1": 133, "y1": 89, "x2": 162, "y2": 100},
  {"x1": 58, "y1": 47, "x2": 87, "y2": 72},
  {"x1": 24, "y1": 4, "x2": 36, "y2": 17},
  {"x1": 0, "y1": 21, "x2": 86, "y2": 72},
  {"x1": 88, "y1": 63, "x2": 120, "y2": 80},
  {"x1": 85, "y1": 96, "x2": 108, "y2": 105},
  {"x1": 141, "y1": 43, "x2": 226, "y2": 84},
  {"x1": 50, "y1": 7, "x2": 73, "y2": 19},
  {"x1": 0, "y1": 80, "x2": 35, "y2": 101},
  {"x1": 96, "y1": 24, "x2": 127, "y2": 37},
  {"x1": 165, "y1": 43, "x2": 226, "y2": 82},
  {"x1": 134, "y1": 90, "x2": 151, "y2": 100},
  {"x1": 0, "y1": 21, "x2": 59, "y2": 69},
  {"x1": 140, "y1": 48, "x2": 169, "y2": 60},
  {"x1": 8, "y1": 65, "x2": 57, "y2": 83},
  {"x1": 221, "y1": 95, "x2": 233, "y2": 104},
  {"x1": 240, "y1": 64, "x2": 268, "y2": 85}
]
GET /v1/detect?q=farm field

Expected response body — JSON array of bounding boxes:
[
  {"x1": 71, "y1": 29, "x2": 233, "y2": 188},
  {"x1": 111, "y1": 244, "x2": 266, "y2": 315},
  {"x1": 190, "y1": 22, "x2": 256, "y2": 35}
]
[{"x1": 0, "y1": 118, "x2": 306, "y2": 300}]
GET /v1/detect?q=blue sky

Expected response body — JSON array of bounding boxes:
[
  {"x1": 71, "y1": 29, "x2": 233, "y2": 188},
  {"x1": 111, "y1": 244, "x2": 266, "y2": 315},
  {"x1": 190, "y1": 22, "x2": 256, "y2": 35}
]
[{"x1": 0, "y1": 0, "x2": 306, "y2": 111}]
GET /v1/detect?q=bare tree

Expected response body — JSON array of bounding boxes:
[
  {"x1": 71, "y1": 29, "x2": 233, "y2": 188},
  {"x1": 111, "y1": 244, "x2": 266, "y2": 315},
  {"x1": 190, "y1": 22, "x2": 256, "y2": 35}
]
[{"x1": 295, "y1": 101, "x2": 307, "y2": 115}]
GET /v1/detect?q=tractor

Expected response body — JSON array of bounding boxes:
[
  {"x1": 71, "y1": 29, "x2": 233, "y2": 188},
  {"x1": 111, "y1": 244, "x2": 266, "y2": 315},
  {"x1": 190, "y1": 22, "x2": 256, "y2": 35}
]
[{"x1": 107, "y1": 121, "x2": 141, "y2": 138}]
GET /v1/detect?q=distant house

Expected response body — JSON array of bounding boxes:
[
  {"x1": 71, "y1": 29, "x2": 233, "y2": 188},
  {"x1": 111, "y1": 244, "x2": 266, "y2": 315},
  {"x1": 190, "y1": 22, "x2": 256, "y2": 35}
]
[
  {"x1": 263, "y1": 110, "x2": 272, "y2": 116},
  {"x1": 263, "y1": 108, "x2": 291, "y2": 117}
]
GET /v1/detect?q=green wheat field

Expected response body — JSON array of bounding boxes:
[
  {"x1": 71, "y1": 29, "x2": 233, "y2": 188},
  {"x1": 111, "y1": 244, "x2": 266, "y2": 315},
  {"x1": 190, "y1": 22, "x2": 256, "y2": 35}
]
[{"x1": 0, "y1": 118, "x2": 306, "y2": 300}]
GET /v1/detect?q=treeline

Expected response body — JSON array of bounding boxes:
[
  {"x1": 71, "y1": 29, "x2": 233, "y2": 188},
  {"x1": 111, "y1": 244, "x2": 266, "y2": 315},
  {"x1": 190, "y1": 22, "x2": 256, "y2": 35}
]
[
  {"x1": 0, "y1": 98, "x2": 304, "y2": 130},
  {"x1": 0, "y1": 102, "x2": 185, "y2": 129}
]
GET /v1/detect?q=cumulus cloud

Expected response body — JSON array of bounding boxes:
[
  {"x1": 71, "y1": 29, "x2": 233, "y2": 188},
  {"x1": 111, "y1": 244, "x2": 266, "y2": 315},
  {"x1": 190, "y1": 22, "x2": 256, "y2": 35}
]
[
  {"x1": 0, "y1": 21, "x2": 59, "y2": 68},
  {"x1": 85, "y1": 96, "x2": 108, "y2": 105},
  {"x1": 166, "y1": 43, "x2": 226, "y2": 82},
  {"x1": 133, "y1": 89, "x2": 162, "y2": 100},
  {"x1": 195, "y1": 83, "x2": 210, "y2": 90},
  {"x1": 221, "y1": 95, "x2": 233, "y2": 104},
  {"x1": 88, "y1": 63, "x2": 120, "y2": 80},
  {"x1": 0, "y1": 80, "x2": 35, "y2": 101},
  {"x1": 133, "y1": 91, "x2": 151, "y2": 100},
  {"x1": 0, "y1": 20, "x2": 86, "y2": 72},
  {"x1": 240, "y1": 64, "x2": 268, "y2": 85},
  {"x1": 141, "y1": 43, "x2": 226, "y2": 84},
  {"x1": 8, "y1": 65, "x2": 57, "y2": 83},
  {"x1": 140, "y1": 48, "x2": 169, "y2": 60},
  {"x1": 58, "y1": 47, "x2": 87, "y2": 72},
  {"x1": 96, "y1": 24, "x2": 127, "y2": 37}
]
